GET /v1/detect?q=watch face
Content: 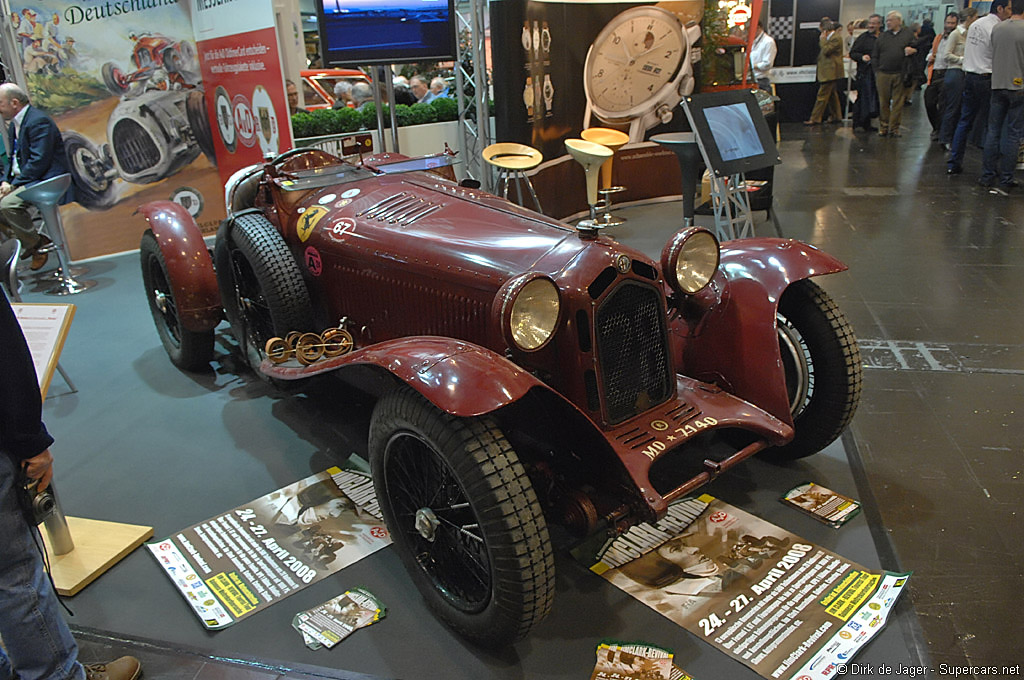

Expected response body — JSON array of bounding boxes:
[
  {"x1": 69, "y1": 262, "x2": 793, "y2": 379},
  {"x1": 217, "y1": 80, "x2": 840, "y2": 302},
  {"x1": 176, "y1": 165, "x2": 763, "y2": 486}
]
[{"x1": 584, "y1": 6, "x2": 687, "y2": 121}]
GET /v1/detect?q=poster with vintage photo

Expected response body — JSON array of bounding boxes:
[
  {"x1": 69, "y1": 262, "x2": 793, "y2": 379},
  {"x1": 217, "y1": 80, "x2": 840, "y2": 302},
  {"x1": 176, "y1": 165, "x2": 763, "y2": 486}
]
[
  {"x1": 579, "y1": 495, "x2": 909, "y2": 680},
  {"x1": 148, "y1": 467, "x2": 390, "y2": 629}
]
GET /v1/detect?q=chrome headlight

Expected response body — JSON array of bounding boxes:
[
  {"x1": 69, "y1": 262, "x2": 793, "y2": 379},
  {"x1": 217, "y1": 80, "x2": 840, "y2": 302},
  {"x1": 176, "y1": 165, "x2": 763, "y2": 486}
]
[
  {"x1": 660, "y1": 227, "x2": 720, "y2": 294},
  {"x1": 499, "y1": 275, "x2": 561, "y2": 351}
]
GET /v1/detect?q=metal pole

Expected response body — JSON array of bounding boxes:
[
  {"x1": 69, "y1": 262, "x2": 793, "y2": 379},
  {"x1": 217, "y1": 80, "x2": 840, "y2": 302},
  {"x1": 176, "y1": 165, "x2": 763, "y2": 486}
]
[
  {"x1": 372, "y1": 65, "x2": 388, "y2": 153},
  {"x1": 384, "y1": 65, "x2": 400, "y2": 153}
]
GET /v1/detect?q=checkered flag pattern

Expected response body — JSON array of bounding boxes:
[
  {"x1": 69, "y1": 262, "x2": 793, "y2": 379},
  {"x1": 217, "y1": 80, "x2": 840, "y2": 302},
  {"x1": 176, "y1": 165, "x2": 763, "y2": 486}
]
[{"x1": 769, "y1": 15, "x2": 794, "y2": 40}]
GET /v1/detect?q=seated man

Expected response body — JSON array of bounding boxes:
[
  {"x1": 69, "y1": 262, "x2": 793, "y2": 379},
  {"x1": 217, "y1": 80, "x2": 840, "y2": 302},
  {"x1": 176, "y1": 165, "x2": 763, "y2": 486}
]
[{"x1": 0, "y1": 82, "x2": 68, "y2": 270}]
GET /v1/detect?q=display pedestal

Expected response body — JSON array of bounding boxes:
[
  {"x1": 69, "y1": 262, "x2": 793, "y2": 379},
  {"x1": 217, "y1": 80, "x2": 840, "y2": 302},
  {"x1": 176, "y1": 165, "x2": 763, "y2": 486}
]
[{"x1": 41, "y1": 517, "x2": 153, "y2": 595}]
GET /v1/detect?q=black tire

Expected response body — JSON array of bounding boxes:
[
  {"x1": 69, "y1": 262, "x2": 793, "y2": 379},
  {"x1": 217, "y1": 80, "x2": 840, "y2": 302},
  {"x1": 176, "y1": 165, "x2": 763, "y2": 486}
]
[
  {"x1": 186, "y1": 90, "x2": 217, "y2": 165},
  {"x1": 765, "y1": 279, "x2": 862, "y2": 461},
  {"x1": 63, "y1": 131, "x2": 116, "y2": 210},
  {"x1": 101, "y1": 62, "x2": 130, "y2": 96},
  {"x1": 369, "y1": 386, "x2": 555, "y2": 647},
  {"x1": 215, "y1": 212, "x2": 312, "y2": 373},
  {"x1": 140, "y1": 230, "x2": 214, "y2": 371}
]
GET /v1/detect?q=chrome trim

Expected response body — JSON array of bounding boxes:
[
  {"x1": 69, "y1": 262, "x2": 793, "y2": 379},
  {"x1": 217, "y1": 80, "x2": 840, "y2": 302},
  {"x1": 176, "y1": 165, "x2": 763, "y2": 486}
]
[
  {"x1": 358, "y1": 192, "x2": 407, "y2": 218},
  {"x1": 377, "y1": 196, "x2": 420, "y2": 221},
  {"x1": 398, "y1": 203, "x2": 443, "y2": 225}
]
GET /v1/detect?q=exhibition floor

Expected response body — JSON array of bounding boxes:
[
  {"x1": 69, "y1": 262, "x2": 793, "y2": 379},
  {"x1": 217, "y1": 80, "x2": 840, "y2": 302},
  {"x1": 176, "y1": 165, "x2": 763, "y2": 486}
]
[{"x1": 20, "y1": 103, "x2": 1022, "y2": 680}]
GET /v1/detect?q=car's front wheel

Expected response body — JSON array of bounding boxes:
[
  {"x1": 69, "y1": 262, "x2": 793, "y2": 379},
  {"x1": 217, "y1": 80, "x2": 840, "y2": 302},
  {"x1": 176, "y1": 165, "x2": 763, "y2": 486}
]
[
  {"x1": 140, "y1": 230, "x2": 214, "y2": 371},
  {"x1": 369, "y1": 386, "x2": 555, "y2": 647},
  {"x1": 767, "y1": 279, "x2": 862, "y2": 460},
  {"x1": 215, "y1": 213, "x2": 312, "y2": 374}
]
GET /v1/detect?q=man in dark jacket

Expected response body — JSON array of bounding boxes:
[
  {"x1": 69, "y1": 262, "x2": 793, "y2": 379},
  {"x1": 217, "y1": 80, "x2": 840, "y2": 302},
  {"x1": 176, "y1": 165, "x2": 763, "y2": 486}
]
[
  {"x1": 0, "y1": 82, "x2": 67, "y2": 270},
  {"x1": 872, "y1": 11, "x2": 918, "y2": 136},
  {"x1": 850, "y1": 15, "x2": 883, "y2": 131},
  {"x1": 0, "y1": 287, "x2": 142, "y2": 680}
]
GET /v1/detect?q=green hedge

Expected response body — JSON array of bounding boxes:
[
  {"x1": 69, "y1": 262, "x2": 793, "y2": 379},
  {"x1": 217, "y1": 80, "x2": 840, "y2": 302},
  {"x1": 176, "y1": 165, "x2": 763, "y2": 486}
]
[{"x1": 292, "y1": 97, "x2": 462, "y2": 138}]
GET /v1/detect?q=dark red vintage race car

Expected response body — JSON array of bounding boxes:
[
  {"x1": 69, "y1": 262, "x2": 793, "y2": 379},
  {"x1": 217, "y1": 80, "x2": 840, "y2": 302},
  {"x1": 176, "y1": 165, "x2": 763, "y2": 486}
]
[{"x1": 138, "y1": 148, "x2": 861, "y2": 646}]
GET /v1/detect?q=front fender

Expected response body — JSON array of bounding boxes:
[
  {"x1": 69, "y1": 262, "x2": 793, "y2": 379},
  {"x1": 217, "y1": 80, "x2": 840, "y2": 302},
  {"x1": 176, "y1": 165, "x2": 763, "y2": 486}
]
[
  {"x1": 678, "y1": 238, "x2": 847, "y2": 425},
  {"x1": 137, "y1": 200, "x2": 221, "y2": 332},
  {"x1": 261, "y1": 336, "x2": 546, "y2": 418}
]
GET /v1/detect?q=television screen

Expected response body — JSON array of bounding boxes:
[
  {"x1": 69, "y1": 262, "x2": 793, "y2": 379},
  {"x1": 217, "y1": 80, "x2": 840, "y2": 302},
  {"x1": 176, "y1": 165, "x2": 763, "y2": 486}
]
[
  {"x1": 317, "y1": 0, "x2": 457, "y2": 66},
  {"x1": 681, "y1": 89, "x2": 779, "y2": 176}
]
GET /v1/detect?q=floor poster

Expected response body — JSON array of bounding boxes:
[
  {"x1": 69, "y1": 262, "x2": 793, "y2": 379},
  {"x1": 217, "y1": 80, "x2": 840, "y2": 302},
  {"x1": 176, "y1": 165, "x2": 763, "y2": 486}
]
[
  {"x1": 148, "y1": 467, "x2": 390, "y2": 629},
  {"x1": 576, "y1": 495, "x2": 910, "y2": 680}
]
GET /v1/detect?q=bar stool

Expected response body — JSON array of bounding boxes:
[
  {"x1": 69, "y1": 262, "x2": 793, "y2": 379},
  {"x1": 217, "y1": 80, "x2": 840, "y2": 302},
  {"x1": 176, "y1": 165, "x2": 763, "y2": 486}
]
[
  {"x1": 651, "y1": 132, "x2": 700, "y2": 227},
  {"x1": 18, "y1": 174, "x2": 96, "y2": 295},
  {"x1": 580, "y1": 127, "x2": 629, "y2": 227},
  {"x1": 482, "y1": 143, "x2": 544, "y2": 212},
  {"x1": 564, "y1": 138, "x2": 613, "y2": 238}
]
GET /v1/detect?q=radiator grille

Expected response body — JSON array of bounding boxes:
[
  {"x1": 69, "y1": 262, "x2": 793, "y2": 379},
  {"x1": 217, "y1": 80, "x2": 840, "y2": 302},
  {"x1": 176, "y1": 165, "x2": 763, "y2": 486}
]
[
  {"x1": 112, "y1": 119, "x2": 160, "y2": 175},
  {"x1": 595, "y1": 281, "x2": 673, "y2": 423}
]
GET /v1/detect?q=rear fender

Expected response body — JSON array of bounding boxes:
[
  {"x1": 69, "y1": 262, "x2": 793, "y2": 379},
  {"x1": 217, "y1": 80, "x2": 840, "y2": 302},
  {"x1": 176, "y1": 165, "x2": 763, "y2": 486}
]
[
  {"x1": 262, "y1": 336, "x2": 545, "y2": 418},
  {"x1": 137, "y1": 200, "x2": 221, "y2": 332},
  {"x1": 678, "y1": 238, "x2": 847, "y2": 425}
]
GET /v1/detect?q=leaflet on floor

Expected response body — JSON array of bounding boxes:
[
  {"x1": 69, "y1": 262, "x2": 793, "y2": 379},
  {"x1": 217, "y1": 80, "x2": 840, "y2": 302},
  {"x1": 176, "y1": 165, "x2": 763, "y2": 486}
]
[
  {"x1": 780, "y1": 482, "x2": 862, "y2": 529},
  {"x1": 292, "y1": 587, "x2": 386, "y2": 649},
  {"x1": 590, "y1": 640, "x2": 683, "y2": 680},
  {"x1": 575, "y1": 495, "x2": 910, "y2": 680},
  {"x1": 147, "y1": 467, "x2": 390, "y2": 629}
]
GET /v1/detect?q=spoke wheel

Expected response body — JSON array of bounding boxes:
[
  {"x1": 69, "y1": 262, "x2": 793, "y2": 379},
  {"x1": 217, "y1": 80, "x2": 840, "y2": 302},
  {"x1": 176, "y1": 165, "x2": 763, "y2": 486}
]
[
  {"x1": 765, "y1": 279, "x2": 862, "y2": 461},
  {"x1": 140, "y1": 230, "x2": 213, "y2": 371},
  {"x1": 215, "y1": 213, "x2": 312, "y2": 374},
  {"x1": 370, "y1": 386, "x2": 555, "y2": 646}
]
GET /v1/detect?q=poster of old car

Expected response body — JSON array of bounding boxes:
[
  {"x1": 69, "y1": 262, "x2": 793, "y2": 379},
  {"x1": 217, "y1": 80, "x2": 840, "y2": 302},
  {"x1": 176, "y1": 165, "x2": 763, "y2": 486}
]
[
  {"x1": 579, "y1": 496, "x2": 910, "y2": 680},
  {"x1": 148, "y1": 467, "x2": 390, "y2": 629}
]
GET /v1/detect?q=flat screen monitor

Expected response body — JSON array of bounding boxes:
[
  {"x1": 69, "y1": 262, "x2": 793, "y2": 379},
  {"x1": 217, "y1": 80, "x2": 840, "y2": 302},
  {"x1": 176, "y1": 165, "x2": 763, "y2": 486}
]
[
  {"x1": 317, "y1": 0, "x2": 457, "y2": 66},
  {"x1": 681, "y1": 89, "x2": 779, "y2": 176}
]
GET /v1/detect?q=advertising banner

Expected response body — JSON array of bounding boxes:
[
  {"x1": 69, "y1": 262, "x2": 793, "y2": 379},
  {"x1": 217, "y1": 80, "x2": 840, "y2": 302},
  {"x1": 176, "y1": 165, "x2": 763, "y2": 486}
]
[
  {"x1": 191, "y1": 0, "x2": 290, "y2": 192},
  {"x1": 148, "y1": 467, "x2": 390, "y2": 629},
  {"x1": 7, "y1": 0, "x2": 224, "y2": 258},
  {"x1": 576, "y1": 495, "x2": 910, "y2": 680}
]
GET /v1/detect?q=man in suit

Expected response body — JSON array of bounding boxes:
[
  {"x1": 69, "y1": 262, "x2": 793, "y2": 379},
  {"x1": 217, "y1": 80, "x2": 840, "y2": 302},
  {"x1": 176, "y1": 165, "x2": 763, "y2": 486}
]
[
  {"x1": 804, "y1": 19, "x2": 846, "y2": 125},
  {"x1": 0, "y1": 82, "x2": 66, "y2": 270}
]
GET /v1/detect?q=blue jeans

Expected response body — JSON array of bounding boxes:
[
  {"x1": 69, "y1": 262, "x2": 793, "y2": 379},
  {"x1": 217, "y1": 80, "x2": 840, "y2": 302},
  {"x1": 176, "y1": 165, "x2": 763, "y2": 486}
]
[
  {"x1": 0, "y1": 454, "x2": 84, "y2": 680},
  {"x1": 980, "y1": 89, "x2": 1024, "y2": 185},
  {"x1": 938, "y1": 69, "x2": 965, "y2": 144},
  {"x1": 948, "y1": 72, "x2": 992, "y2": 170}
]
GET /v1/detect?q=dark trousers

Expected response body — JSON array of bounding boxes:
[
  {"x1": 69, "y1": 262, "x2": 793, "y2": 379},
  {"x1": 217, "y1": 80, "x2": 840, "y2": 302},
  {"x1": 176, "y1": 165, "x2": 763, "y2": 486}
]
[
  {"x1": 924, "y1": 70, "x2": 947, "y2": 132},
  {"x1": 948, "y1": 72, "x2": 992, "y2": 170},
  {"x1": 852, "y1": 71, "x2": 879, "y2": 129},
  {"x1": 980, "y1": 89, "x2": 1024, "y2": 184},
  {"x1": 938, "y1": 69, "x2": 965, "y2": 144}
]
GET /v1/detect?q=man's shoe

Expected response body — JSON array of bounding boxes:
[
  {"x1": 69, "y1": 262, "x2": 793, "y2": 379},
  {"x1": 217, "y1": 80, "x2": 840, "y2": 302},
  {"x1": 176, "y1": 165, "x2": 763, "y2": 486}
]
[
  {"x1": 803, "y1": 120, "x2": 819, "y2": 126},
  {"x1": 30, "y1": 249, "x2": 49, "y2": 271},
  {"x1": 947, "y1": 165, "x2": 963, "y2": 175},
  {"x1": 865, "y1": 126, "x2": 878, "y2": 132},
  {"x1": 999, "y1": 179, "x2": 1020, "y2": 190},
  {"x1": 84, "y1": 656, "x2": 142, "y2": 680},
  {"x1": 977, "y1": 177, "x2": 996, "y2": 188}
]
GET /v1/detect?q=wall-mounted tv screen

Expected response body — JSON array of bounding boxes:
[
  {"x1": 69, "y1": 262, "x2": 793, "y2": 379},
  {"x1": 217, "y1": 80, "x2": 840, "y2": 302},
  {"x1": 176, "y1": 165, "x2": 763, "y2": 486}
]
[
  {"x1": 317, "y1": 0, "x2": 457, "y2": 66},
  {"x1": 682, "y1": 89, "x2": 779, "y2": 177}
]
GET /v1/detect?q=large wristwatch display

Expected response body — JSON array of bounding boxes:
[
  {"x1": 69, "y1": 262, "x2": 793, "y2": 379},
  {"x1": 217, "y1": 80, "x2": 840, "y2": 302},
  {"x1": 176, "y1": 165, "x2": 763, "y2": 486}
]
[{"x1": 583, "y1": 5, "x2": 702, "y2": 142}]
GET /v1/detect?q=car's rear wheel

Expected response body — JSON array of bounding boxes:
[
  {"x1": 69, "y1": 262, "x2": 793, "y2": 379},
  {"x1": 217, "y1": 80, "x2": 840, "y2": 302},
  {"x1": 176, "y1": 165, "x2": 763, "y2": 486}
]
[
  {"x1": 766, "y1": 279, "x2": 861, "y2": 461},
  {"x1": 101, "y1": 61, "x2": 130, "y2": 95},
  {"x1": 64, "y1": 132, "x2": 116, "y2": 210},
  {"x1": 186, "y1": 90, "x2": 217, "y2": 165},
  {"x1": 140, "y1": 230, "x2": 214, "y2": 371},
  {"x1": 215, "y1": 213, "x2": 312, "y2": 374},
  {"x1": 369, "y1": 386, "x2": 555, "y2": 647}
]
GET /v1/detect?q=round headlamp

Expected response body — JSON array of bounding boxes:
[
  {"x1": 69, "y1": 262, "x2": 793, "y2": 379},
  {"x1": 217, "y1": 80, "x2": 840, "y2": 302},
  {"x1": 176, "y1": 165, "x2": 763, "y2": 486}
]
[
  {"x1": 500, "y1": 275, "x2": 561, "y2": 351},
  {"x1": 660, "y1": 227, "x2": 720, "y2": 294}
]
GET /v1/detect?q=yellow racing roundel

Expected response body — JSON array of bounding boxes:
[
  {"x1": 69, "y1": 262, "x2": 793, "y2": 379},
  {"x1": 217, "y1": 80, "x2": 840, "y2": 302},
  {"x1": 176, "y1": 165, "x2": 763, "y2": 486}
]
[{"x1": 297, "y1": 206, "x2": 329, "y2": 242}]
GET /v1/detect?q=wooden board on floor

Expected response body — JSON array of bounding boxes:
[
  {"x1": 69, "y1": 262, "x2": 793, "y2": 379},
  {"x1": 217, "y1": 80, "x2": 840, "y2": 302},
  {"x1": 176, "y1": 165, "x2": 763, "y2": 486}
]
[{"x1": 41, "y1": 517, "x2": 153, "y2": 596}]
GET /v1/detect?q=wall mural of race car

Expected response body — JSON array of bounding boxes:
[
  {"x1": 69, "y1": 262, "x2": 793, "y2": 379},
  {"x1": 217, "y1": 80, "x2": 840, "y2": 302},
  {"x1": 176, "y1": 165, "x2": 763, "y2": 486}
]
[
  {"x1": 64, "y1": 33, "x2": 215, "y2": 210},
  {"x1": 137, "y1": 148, "x2": 861, "y2": 647}
]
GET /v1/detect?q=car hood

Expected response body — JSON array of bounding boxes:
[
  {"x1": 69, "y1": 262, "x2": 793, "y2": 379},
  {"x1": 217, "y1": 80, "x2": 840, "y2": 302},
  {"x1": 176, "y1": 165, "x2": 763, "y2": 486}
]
[{"x1": 295, "y1": 172, "x2": 632, "y2": 285}]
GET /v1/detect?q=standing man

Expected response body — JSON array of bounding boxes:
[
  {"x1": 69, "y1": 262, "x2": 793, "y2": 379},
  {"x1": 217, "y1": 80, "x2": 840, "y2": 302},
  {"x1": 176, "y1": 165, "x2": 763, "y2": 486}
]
[
  {"x1": 1, "y1": 287, "x2": 143, "y2": 680},
  {"x1": 409, "y1": 75, "x2": 435, "y2": 104},
  {"x1": 850, "y1": 15, "x2": 883, "y2": 132},
  {"x1": 0, "y1": 82, "x2": 64, "y2": 271},
  {"x1": 749, "y1": 23, "x2": 778, "y2": 92},
  {"x1": 872, "y1": 11, "x2": 917, "y2": 137},
  {"x1": 979, "y1": 0, "x2": 1024, "y2": 189},
  {"x1": 924, "y1": 13, "x2": 961, "y2": 140},
  {"x1": 938, "y1": 8, "x2": 979, "y2": 148},
  {"x1": 804, "y1": 19, "x2": 844, "y2": 125},
  {"x1": 947, "y1": 0, "x2": 1013, "y2": 174}
]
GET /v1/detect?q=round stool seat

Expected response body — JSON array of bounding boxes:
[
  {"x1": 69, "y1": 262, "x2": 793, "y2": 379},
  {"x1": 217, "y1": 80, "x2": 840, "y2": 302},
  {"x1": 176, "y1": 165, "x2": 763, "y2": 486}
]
[
  {"x1": 483, "y1": 143, "x2": 543, "y2": 171},
  {"x1": 18, "y1": 174, "x2": 72, "y2": 207},
  {"x1": 581, "y1": 127, "x2": 629, "y2": 153}
]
